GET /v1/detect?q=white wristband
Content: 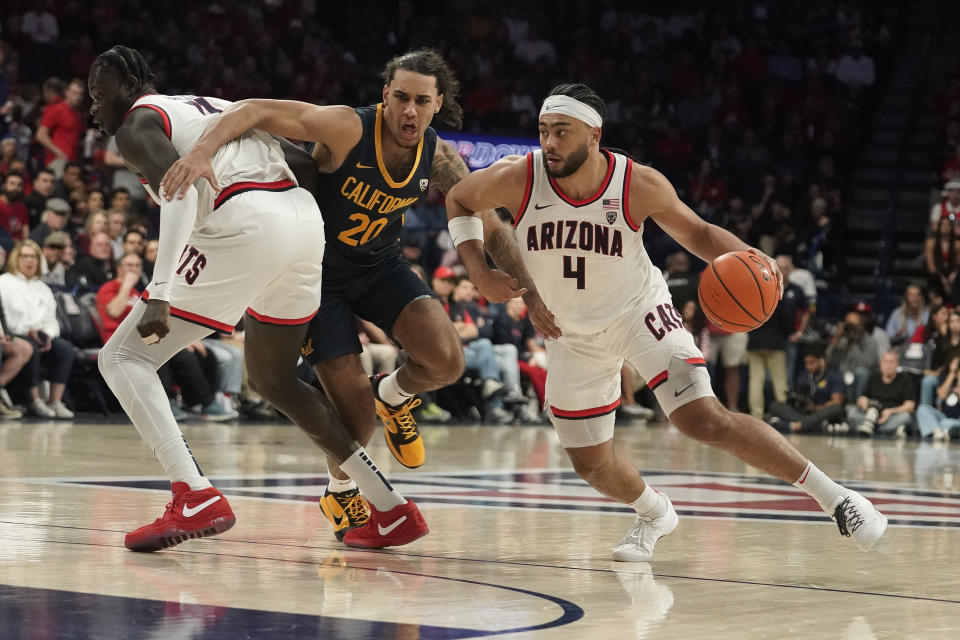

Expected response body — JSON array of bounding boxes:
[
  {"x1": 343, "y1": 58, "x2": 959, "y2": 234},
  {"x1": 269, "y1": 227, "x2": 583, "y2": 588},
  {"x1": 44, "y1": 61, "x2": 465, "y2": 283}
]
[{"x1": 448, "y1": 215, "x2": 484, "y2": 246}]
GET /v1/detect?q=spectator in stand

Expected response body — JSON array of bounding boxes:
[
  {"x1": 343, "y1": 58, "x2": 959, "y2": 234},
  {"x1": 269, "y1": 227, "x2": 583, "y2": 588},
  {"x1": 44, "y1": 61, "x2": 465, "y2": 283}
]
[
  {"x1": 357, "y1": 318, "x2": 398, "y2": 377},
  {"x1": 0, "y1": 136, "x2": 17, "y2": 174},
  {"x1": 39, "y1": 231, "x2": 69, "y2": 287},
  {"x1": 929, "y1": 180, "x2": 960, "y2": 230},
  {"x1": 22, "y1": 169, "x2": 56, "y2": 229},
  {"x1": 0, "y1": 240, "x2": 74, "y2": 419},
  {"x1": 688, "y1": 159, "x2": 728, "y2": 219},
  {"x1": 66, "y1": 231, "x2": 114, "y2": 290},
  {"x1": 436, "y1": 267, "x2": 510, "y2": 424},
  {"x1": 36, "y1": 78, "x2": 85, "y2": 174},
  {"x1": 827, "y1": 309, "x2": 879, "y2": 400},
  {"x1": 94, "y1": 252, "x2": 235, "y2": 421},
  {"x1": 142, "y1": 238, "x2": 158, "y2": 282},
  {"x1": 663, "y1": 251, "x2": 698, "y2": 312},
  {"x1": 885, "y1": 284, "x2": 929, "y2": 346},
  {"x1": 917, "y1": 354, "x2": 960, "y2": 441},
  {"x1": 708, "y1": 327, "x2": 748, "y2": 411},
  {"x1": 778, "y1": 254, "x2": 818, "y2": 308},
  {"x1": 848, "y1": 350, "x2": 916, "y2": 438},
  {"x1": 29, "y1": 202, "x2": 68, "y2": 247},
  {"x1": 494, "y1": 297, "x2": 547, "y2": 411},
  {"x1": 767, "y1": 344, "x2": 846, "y2": 435},
  {"x1": 106, "y1": 209, "x2": 127, "y2": 259},
  {"x1": 108, "y1": 188, "x2": 132, "y2": 215},
  {"x1": 775, "y1": 255, "x2": 814, "y2": 383},
  {"x1": 916, "y1": 305, "x2": 953, "y2": 408},
  {"x1": 52, "y1": 162, "x2": 84, "y2": 200},
  {"x1": 854, "y1": 301, "x2": 892, "y2": 358},
  {"x1": 746, "y1": 278, "x2": 805, "y2": 418},
  {"x1": 76, "y1": 210, "x2": 107, "y2": 256},
  {"x1": 924, "y1": 214, "x2": 960, "y2": 301},
  {"x1": 0, "y1": 171, "x2": 29, "y2": 243}
]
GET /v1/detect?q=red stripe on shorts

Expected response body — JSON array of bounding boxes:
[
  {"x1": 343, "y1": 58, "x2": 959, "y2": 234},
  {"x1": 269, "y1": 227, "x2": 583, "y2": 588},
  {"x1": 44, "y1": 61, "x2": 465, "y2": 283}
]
[
  {"x1": 246, "y1": 308, "x2": 317, "y2": 326},
  {"x1": 214, "y1": 179, "x2": 296, "y2": 210},
  {"x1": 550, "y1": 398, "x2": 620, "y2": 420},
  {"x1": 141, "y1": 290, "x2": 234, "y2": 333}
]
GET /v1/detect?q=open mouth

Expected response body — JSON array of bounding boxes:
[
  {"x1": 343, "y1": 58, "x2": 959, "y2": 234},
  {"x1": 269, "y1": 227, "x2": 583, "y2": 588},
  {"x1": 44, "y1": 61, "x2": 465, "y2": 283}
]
[{"x1": 400, "y1": 122, "x2": 418, "y2": 137}]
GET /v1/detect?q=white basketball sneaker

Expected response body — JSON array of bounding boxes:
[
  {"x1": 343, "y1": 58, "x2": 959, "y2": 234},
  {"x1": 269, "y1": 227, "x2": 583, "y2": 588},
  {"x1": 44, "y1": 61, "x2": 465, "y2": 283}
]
[
  {"x1": 830, "y1": 491, "x2": 887, "y2": 551},
  {"x1": 612, "y1": 495, "x2": 679, "y2": 562}
]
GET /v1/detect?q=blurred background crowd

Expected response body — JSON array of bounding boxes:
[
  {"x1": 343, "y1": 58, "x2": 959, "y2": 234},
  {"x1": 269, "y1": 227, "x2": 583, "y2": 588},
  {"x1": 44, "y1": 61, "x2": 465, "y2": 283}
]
[{"x1": 1, "y1": 0, "x2": 959, "y2": 442}]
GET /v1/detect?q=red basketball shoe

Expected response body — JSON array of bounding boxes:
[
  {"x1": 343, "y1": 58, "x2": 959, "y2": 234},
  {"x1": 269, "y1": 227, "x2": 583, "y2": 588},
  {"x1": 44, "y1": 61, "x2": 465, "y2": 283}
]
[
  {"x1": 342, "y1": 500, "x2": 429, "y2": 549},
  {"x1": 125, "y1": 482, "x2": 236, "y2": 552}
]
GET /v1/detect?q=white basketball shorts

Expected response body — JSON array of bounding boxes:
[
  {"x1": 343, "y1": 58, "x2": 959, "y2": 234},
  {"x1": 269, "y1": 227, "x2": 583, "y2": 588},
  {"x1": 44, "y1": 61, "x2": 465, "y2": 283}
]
[
  {"x1": 546, "y1": 299, "x2": 715, "y2": 448},
  {"x1": 143, "y1": 183, "x2": 324, "y2": 333}
]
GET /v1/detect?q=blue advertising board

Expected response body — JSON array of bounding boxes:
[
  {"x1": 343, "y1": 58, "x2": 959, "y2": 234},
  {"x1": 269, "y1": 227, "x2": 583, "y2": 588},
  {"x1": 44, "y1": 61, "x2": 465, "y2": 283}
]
[{"x1": 438, "y1": 133, "x2": 540, "y2": 170}]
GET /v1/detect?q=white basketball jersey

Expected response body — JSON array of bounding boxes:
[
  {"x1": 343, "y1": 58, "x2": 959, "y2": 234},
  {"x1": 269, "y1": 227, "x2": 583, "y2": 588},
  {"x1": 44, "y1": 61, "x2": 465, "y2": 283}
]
[
  {"x1": 514, "y1": 149, "x2": 669, "y2": 334},
  {"x1": 126, "y1": 94, "x2": 295, "y2": 213}
]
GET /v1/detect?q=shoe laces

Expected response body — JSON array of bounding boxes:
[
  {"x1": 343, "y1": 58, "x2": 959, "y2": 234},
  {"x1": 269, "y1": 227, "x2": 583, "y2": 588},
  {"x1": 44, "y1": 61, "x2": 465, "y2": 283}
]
[
  {"x1": 389, "y1": 398, "x2": 422, "y2": 441},
  {"x1": 833, "y1": 497, "x2": 865, "y2": 537},
  {"x1": 342, "y1": 494, "x2": 370, "y2": 525}
]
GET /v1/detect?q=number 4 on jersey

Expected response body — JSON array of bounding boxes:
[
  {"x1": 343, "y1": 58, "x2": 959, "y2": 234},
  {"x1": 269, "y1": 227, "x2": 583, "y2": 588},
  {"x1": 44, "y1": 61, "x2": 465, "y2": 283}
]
[{"x1": 563, "y1": 256, "x2": 585, "y2": 289}]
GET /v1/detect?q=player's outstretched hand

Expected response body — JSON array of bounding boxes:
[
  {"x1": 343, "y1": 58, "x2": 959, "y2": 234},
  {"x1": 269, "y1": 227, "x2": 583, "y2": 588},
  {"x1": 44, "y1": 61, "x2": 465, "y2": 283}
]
[
  {"x1": 475, "y1": 269, "x2": 527, "y2": 304},
  {"x1": 524, "y1": 292, "x2": 561, "y2": 340},
  {"x1": 160, "y1": 150, "x2": 220, "y2": 200},
  {"x1": 138, "y1": 299, "x2": 171, "y2": 345},
  {"x1": 748, "y1": 248, "x2": 783, "y2": 299}
]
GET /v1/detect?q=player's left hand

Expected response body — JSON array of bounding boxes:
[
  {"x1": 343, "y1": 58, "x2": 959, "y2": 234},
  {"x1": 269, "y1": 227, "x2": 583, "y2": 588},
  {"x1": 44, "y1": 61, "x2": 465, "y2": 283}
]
[
  {"x1": 160, "y1": 150, "x2": 220, "y2": 200},
  {"x1": 474, "y1": 268, "x2": 527, "y2": 303},
  {"x1": 748, "y1": 248, "x2": 783, "y2": 299},
  {"x1": 523, "y1": 291, "x2": 561, "y2": 340},
  {"x1": 138, "y1": 299, "x2": 171, "y2": 344}
]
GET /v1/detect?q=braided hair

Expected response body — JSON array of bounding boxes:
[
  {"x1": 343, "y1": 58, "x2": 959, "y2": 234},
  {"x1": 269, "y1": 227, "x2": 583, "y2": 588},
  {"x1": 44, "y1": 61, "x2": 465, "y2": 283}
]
[
  {"x1": 381, "y1": 48, "x2": 463, "y2": 130},
  {"x1": 91, "y1": 45, "x2": 156, "y2": 92}
]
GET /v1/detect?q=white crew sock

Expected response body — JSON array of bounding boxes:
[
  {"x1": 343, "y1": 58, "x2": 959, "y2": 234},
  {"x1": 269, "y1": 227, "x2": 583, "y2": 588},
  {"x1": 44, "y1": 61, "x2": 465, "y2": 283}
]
[
  {"x1": 793, "y1": 461, "x2": 846, "y2": 512},
  {"x1": 327, "y1": 476, "x2": 357, "y2": 493},
  {"x1": 630, "y1": 483, "x2": 668, "y2": 518},
  {"x1": 339, "y1": 448, "x2": 406, "y2": 511},
  {"x1": 378, "y1": 370, "x2": 413, "y2": 407}
]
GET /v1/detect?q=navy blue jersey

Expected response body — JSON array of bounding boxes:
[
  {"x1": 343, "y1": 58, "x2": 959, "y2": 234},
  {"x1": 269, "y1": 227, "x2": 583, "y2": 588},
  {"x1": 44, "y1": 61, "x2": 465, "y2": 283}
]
[{"x1": 315, "y1": 104, "x2": 437, "y2": 270}]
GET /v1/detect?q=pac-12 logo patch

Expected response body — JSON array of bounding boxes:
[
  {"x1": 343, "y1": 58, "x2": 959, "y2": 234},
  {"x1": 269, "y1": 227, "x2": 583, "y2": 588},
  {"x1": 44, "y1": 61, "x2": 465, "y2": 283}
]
[
  {"x1": 605, "y1": 210, "x2": 618, "y2": 224},
  {"x1": 420, "y1": 178, "x2": 429, "y2": 191}
]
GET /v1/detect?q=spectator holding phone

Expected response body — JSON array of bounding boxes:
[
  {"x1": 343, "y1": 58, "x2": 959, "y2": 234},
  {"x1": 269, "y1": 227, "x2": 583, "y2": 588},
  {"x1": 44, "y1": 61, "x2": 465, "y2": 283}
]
[{"x1": 0, "y1": 240, "x2": 75, "y2": 418}]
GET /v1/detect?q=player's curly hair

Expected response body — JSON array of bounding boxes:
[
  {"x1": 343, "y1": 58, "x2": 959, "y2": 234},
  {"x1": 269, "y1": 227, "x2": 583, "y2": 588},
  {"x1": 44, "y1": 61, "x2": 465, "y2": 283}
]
[
  {"x1": 91, "y1": 45, "x2": 156, "y2": 92},
  {"x1": 547, "y1": 83, "x2": 608, "y2": 121},
  {"x1": 381, "y1": 48, "x2": 463, "y2": 130}
]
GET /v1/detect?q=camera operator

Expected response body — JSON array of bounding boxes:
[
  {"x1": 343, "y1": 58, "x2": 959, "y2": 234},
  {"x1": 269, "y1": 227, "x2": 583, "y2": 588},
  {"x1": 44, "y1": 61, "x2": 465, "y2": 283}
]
[
  {"x1": 766, "y1": 344, "x2": 846, "y2": 434},
  {"x1": 826, "y1": 309, "x2": 878, "y2": 400}
]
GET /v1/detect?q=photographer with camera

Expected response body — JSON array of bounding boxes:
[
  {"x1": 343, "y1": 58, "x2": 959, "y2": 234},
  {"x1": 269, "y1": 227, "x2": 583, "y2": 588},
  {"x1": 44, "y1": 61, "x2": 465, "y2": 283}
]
[
  {"x1": 846, "y1": 350, "x2": 916, "y2": 438},
  {"x1": 766, "y1": 344, "x2": 846, "y2": 434},
  {"x1": 826, "y1": 309, "x2": 879, "y2": 401}
]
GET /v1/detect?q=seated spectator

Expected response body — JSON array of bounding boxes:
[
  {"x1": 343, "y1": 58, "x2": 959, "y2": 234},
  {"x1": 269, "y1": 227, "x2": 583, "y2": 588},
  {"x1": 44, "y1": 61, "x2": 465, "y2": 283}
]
[
  {"x1": 22, "y1": 168, "x2": 56, "y2": 228},
  {"x1": 767, "y1": 345, "x2": 846, "y2": 434},
  {"x1": 492, "y1": 297, "x2": 546, "y2": 421},
  {"x1": 664, "y1": 251, "x2": 698, "y2": 312},
  {"x1": 854, "y1": 301, "x2": 892, "y2": 359},
  {"x1": 76, "y1": 210, "x2": 107, "y2": 255},
  {"x1": 106, "y1": 209, "x2": 127, "y2": 259},
  {"x1": 917, "y1": 355, "x2": 960, "y2": 441},
  {"x1": 827, "y1": 309, "x2": 879, "y2": 400},
  {"x1": 929, "y1": 180, "x2": 960, "y2": 231},
  {"x1": 142, "y1": 238, "x2": 158, "y2": 281},
  {"x1": 39, "y1": 231, "x2": 69, "y2": 287},
  {"x1": 52, "y1": 162, "x2": 84, "y2": 200},
  {"x1": 885, "y1": 284, "x2": 929, "y2": 346},
  {"x1": 0, "y1": 240, "x2": 75, "y2": 418},
  {"x1": 67, "y1": 231, "x2": 115, "y2": 290},
  {"x1": 915, "y1": 305, "x2": 953, "y2": 407},
  {"x1": 847, "y1": 350, "x2": 916, "y2": 438},
  {"x1": 357, "y1": 318, "x2": 398, "y2": 377},
  {"x1": 924, "y1": 216, "x2": 960, "y2": 301},
  {"x1": 94, "y1": 253, "x2": 234, "y2": 420},
  {"x1": 0, "y1": 171, "x2": 29, "y2": 242},
  {"x1": 29, "y1": 201, "x2": 69, "y2": 247},
  {"x1": 0, "y1": 322, "x2": 34, "y2": 420}
]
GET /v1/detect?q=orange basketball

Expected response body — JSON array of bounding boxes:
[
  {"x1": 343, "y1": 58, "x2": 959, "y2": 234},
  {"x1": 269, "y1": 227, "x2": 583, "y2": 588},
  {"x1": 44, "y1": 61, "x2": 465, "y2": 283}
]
[{"x1": 697, "y1": 251, "x2": 779, "y2": 333}]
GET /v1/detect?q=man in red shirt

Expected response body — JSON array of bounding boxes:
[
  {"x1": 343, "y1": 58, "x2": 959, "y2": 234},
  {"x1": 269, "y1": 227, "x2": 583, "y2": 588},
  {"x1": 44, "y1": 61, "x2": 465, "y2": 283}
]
[
  {"x1": 36, "y1": 78, "x2": 86, "y2": 168},
  {"x1": 0, "y1": 172, "x2": 29, "y2": 241},
  {"x1": 95, "y1": 251, "x2": 143, "y2": 342}
]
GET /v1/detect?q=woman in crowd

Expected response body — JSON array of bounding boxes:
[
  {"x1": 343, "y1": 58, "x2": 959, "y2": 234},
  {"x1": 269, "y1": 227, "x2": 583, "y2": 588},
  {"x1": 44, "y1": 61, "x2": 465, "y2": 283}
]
[{"x1": 0, "y1": 240, "x2": 75, "y2": 418}]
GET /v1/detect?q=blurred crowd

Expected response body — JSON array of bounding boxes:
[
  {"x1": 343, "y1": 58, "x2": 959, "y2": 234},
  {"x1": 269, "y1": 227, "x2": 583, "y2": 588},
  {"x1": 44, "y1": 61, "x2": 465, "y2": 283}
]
[{"x1": 0, "y1": 1, "x2": 955, "y2": 443}]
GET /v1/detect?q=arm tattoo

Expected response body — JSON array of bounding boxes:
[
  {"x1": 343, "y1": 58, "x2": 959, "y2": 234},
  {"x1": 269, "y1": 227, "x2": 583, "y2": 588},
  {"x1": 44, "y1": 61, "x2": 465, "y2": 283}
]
[
  {"x1": 430, "y1": 140, "x2": 469, "y2": 195},
  {"x1": 482, "y1": 210, "x2": 538, "y2": 295}
]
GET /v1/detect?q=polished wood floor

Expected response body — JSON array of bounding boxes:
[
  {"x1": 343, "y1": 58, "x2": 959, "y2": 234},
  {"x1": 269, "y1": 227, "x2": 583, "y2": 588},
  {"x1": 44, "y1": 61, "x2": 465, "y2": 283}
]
[{"x1": 0, "y1": 417, "x2": 957, "y2": 639}]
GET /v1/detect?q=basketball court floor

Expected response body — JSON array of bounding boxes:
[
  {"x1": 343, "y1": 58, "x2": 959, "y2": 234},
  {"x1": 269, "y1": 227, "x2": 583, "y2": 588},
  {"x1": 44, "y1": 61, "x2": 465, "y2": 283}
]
[{"x1": 1, "y1": 417, "x2": 957, "y2": 639}]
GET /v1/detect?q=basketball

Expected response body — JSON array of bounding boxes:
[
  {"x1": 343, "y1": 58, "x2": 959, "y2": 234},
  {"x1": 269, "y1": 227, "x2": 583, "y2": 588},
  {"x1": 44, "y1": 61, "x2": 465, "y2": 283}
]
[{"x1": 697, "y1": 251, "x2": 779, "y2": 333}]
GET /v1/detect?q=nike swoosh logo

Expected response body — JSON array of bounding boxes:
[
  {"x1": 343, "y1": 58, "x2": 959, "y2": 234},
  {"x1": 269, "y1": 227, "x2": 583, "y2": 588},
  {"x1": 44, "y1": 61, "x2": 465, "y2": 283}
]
[
  {"x1": 534, "y1": 203, "x2": 554, "y2": 210},
  {"x1": 674, "y1": 383, "x2": 695, "y2": 397},
  {"x1": 356, "y1": 162, "x2": 374, "y2": 169},
  {"x1": 332, "y1": 512, "x2": 346, "y2": 527},
  {"x1": 377, "y1": 515, "x2": 407, "y2": 535},
  {"x1": 182, "y1": 495, "x2": 221, "y2": 518},
  {"x1": 154, "y1": 281, "x2": 168, "y2": 286}
]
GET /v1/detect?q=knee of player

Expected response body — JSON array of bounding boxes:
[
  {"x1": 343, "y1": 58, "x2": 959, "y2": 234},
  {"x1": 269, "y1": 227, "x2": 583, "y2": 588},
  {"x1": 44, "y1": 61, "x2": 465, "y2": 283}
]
[
  {"x1": 434, "y1": 342, "x2": 465, "y2": 385},
  {"x1": 674, "y1": 404, "x2": 734, "y2": 444}
]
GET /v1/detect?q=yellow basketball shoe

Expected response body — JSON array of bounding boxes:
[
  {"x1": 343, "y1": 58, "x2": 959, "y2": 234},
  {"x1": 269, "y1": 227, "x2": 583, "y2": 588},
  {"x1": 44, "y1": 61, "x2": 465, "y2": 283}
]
[
  {"x1": 371, "y1": 373, "x2": 425, "y2": 468},
  {"x1": 319, "y1": 488, "x2": 370, "y2": 542}
]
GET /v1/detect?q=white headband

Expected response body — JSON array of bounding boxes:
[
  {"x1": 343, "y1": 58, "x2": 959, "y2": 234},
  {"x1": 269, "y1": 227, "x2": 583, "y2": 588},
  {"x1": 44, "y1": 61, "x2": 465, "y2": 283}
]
[{"x1": 539, "y1": 95, "x2": 603, "y2": 128}]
